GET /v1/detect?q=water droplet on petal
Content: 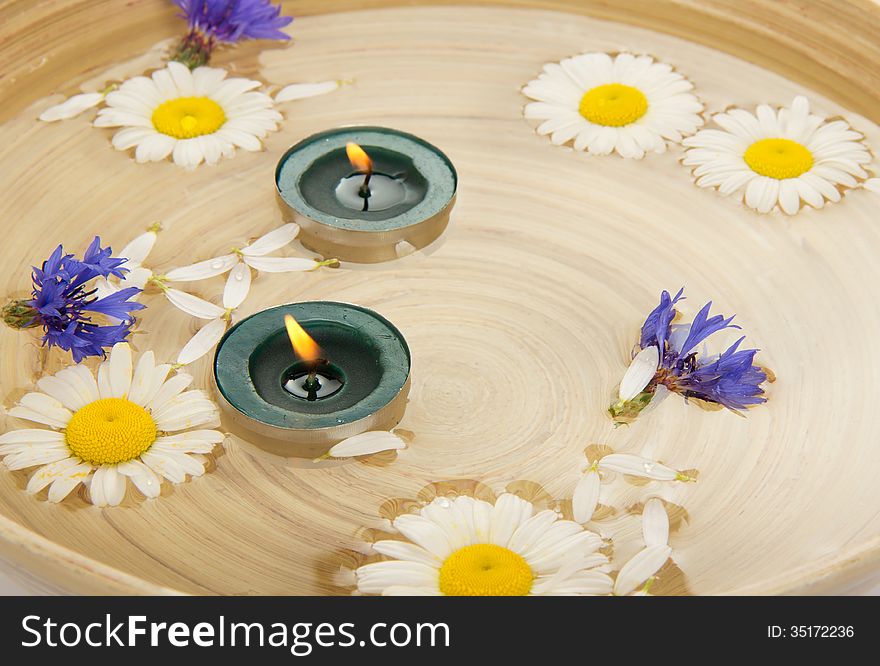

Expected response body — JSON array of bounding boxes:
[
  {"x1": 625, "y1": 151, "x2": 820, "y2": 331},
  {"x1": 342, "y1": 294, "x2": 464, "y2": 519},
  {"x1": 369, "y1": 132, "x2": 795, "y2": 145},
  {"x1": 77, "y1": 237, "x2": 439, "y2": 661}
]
[
  {"x1": 643, "y1": 462, "x2": 655, "y2": 473},
  {"x1": 211, "y1": 260, "x2": 223, "y2": 269},
  {"x1": 437, "y1": 498, "x2": 451, "y2": 508},
  {"x1": 234, "y1": 272, "x2": 244, "y2": 281}
]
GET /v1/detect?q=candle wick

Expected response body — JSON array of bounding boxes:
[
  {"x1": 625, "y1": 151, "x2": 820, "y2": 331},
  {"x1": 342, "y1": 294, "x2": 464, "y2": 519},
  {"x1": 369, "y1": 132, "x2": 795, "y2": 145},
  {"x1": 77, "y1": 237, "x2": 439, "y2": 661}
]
[
  {"x1": 358, "y1": 169, "x2": 373, "y2": 211},
  {"x1": 302, "y1": 359, "x2": 327, "y2": 401}
]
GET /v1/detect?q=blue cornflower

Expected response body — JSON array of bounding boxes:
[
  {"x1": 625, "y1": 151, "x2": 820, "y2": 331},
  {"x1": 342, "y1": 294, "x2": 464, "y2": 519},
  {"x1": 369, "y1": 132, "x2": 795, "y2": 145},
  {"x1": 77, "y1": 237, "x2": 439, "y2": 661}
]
[
  {"x1": 2, "y1": 238, "x2": 145, "y2": 363},
  {"x1": 610, "y1": 288, "x2": 769, "y2": 423},
  {"x1": 171, "y1": 0, "x2": 292, "y2": 67}
]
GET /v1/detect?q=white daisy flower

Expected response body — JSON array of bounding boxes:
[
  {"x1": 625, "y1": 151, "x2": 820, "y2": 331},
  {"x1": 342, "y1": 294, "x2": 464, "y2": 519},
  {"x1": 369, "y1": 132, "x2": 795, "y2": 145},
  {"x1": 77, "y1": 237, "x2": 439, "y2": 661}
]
[
  {"x1": 682, "y1": 95, "x2": 872, "y2": 214},
  {"x1": 356, "y1": 493, "x2": 612, "y2": 596},
  {"x1": 94, "y1": 61, "x2": 283, "y2": 169},
  {"x1": 522, "y1": 52, "x2": 704, "y2": 158},
  {"x1": 0, "y1": 343, "x2": 223, "y2": 506}
]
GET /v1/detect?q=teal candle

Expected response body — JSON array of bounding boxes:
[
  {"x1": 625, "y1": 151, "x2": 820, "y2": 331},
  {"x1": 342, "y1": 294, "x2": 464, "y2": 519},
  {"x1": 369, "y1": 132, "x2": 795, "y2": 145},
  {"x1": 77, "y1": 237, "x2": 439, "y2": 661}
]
[
  {"x1": 275, "y1": 126, "x2": 457, "y2": 263},
  {"x1": 213, "y1": 302, "x2": 411, "y2": 455}
]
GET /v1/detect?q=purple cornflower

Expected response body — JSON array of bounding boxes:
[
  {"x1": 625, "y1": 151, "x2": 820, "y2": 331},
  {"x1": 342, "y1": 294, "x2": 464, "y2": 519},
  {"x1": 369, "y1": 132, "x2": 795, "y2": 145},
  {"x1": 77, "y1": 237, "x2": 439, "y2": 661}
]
[
  {"x1": 610, "y1": 288, "x2": 769, "y2": 423},
  {"x1": 171, "y1": 0, "x2": 292, "y2": 67},
  {"x1": 2, "y1": 238, "x2": 145, "y2": 363}
]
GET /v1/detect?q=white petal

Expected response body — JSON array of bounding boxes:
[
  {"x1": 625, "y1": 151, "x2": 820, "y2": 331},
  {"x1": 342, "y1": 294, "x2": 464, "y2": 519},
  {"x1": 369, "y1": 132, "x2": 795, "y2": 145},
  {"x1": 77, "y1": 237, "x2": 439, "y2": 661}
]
[
  {"x1": 153, "y1": 402, "x2": 219, "y2": 432},
  {"x1": 120, "y1": 267, "x2": 154, "y2": 291},
  {"x1": 355, "y1": 561, "x2": 439, "y2": 594},
  {"x1": 572, "y1": 468, "x2": 601, "y2": 523},
  {"x1": 393, "y1": 514, "x2": 454, "y2": 559},
  {"x1": 642, "y1": 498, "x2": 669, "y2": 547},
  {"x1": 26, "y1": 457, "x2": 81, "y2": 494},
  {"x1": 164, "y1": 289, "x2": 226, "y2": 319},
  {"x1": 107, "y1": 342, "x2": 133, "y2": 398},
  {"x1": 614, "y1": 545, "x2": 672, "y2": 595},
  {"x1": 164, "y1": 254, "x2": 239, "y2": 282},
  {"x1": 146, "y1": 373, "x2": 193, "y2": 413},
  {"x1": 134, "y1": 133, "x2": 176, "y2": 163},
  {"x1": 120, "y1": 231, "x2": 158, "y2": 266},
  {"x1": 166, "y1": 61, "x2": 194, "y2": 96},
  {"x1": 2, "y1": 447, "x2": 70, "y2": 471},
  {"x1": 864, "y1": 178, "x2": 880, "y2": 193},
  {"x1": 35, "y1": 375, "x2": 88, "y2": 412},
  {"x1": 598, "y1": 453, "x2": 688, "y2": 481},
  {"x1": 177, "y1": 317, "x2": 229, "y2": 366},
  {"x1": 89, "y1": 466, "x2": 108, "y2": 506},
  {"x1": 172, "y1": 138, "x2": 204, "y2": 169},
  {"x1": 39, "y1": 92, "x2": 104, "y2": 122},
  {"x1": 101, "y1": 466, "x2": 126, "y2": 506},
  {"x1": 214, "y1": 127, "x2": 262, "y2": 151},
  {"x1": 507, "y1": 510, "x2": 559, "y2": 555},
  {"x1": 97, "y1": 362, "x2": 112, "y2": 399},
  {"x1": 618, "y1": 345, "x2": 659, "y2": 400},
  {"x1": 117, "y1": 460, "x2": 162, "y2": 498},
  {"x1": 275, "y1": 81, "x2": 340, "y2": 102},
  {"x1": 0, "y1": 429, "x2": 65, "y2": 446},
  {"x1": 240, "y1": 223, "x2": 300, "y2": 256},
  {"x1": 243, "y1": 256, "x2": 323, "y2": 273},
  {"x1": 10, "y1": 393, "x2": 72, "y2": 429},
  {"x1": 67, "y1": 365, "x2": 101, "y2": 403},
  {"x1": 140, "y1": 451, "x2": 187, "y2": 483},
  {"x1": 47, "y1": 464, "x2": 92, "y2": 503},
  {"x1": 152, "y1": 430, "x2": 223, "y2": 454},
  {"x1": 489, "y1": 493, "x2": 534, "y2": 547},
  {"x1": 140, "y1": 363, "x2": 172, "y2": 408},
  {"x1": 222, "y1": 263, "x2": 251, "y2": 309},
  {"x1": 327, "y1": 431, "x2": 406, "y2": 458},
  {"x1": 127, "y1": 351, "x2": 156, "y2": 407},
  {"x1": 192, "y1": 66, "x2": 228, "y2": 95},
  {"x1": 371, "y1": 540, "x2": 441, "y2": 567}
]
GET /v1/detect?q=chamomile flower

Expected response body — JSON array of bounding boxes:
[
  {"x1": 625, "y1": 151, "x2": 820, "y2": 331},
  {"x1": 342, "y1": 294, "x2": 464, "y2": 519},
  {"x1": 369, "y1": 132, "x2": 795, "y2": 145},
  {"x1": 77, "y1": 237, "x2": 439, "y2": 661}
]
[
  {"x1": 0, "y1": 343, "x2": 223, "y2": 506},
  {"x1": 609, "y1": 288, "x2": 768, "y2": 424},
  {"x1": 356, "y1": 493, "x2": 612, "y2": 596},
  {"x1": 522, "y1": 52, "x2": 703, "y2": 158},
  {"x1": 94, "y1": 61, "x2": 282, "y2": 169},
  {"x1": 682, "y1": 96, "x2": 872, "y2": 214}
]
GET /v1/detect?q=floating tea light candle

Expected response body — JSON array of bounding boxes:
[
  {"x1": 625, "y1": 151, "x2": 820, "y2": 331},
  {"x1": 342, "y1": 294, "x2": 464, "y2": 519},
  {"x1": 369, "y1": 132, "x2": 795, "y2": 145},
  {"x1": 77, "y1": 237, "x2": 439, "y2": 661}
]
[
  {"x1": 275, "y1": 127, "x2": 457, "y2": 263},
  {"x1": 213, "y1": 302, "x2": 411, "y2": 457}
]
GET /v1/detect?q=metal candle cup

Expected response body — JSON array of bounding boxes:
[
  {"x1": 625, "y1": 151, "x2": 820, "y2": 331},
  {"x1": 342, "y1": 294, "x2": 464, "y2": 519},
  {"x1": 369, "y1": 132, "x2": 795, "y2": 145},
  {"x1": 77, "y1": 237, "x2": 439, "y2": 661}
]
[
  {"x1": 275, "y1": 126, "x2": 457, "y2": 263},
  {"x1": 213, "y1": 302, "x2": 411, "y2": 458}
]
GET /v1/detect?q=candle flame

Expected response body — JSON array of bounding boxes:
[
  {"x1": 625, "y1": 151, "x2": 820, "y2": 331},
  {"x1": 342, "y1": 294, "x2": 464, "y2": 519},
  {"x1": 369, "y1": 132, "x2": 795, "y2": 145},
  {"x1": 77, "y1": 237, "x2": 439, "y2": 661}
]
[
  {"x1": 345, "y1": 142, "x2": 373, "y2": 174},
  {"x1": 284, "y1": 314, "x2": 321, "y2": 362}
]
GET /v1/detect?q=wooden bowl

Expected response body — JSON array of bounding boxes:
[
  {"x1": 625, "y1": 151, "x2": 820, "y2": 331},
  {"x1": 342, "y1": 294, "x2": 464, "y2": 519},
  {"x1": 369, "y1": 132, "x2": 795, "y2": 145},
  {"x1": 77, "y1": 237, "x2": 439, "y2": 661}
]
[{"x1": 1, "y1": 0, "x2": 879, "y2": 595}]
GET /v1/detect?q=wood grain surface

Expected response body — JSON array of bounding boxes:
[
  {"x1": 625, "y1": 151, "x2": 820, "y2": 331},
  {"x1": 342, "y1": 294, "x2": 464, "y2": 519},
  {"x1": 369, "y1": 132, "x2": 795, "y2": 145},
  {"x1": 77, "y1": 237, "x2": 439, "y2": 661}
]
[{"x1": 0, "y1": 1, "x2": 879, "y2": 595}]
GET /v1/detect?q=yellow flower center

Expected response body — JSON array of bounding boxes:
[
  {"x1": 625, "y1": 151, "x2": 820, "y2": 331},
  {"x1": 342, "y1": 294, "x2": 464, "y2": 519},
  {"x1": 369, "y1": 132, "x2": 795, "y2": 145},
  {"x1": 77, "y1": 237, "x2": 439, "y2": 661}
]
[
  {"x1": 65, "y1": 398, "x2": 157, "y2": 466},
  {"x1": 578, "y1": 83, "x2": 648, "y2": 127},
  {"x1": 438, "y1": 544, "x2": 533, "y2": 596},
  {"x1": 743, "y1": 138, "x2": 813, "y2": 179},
  {"x1": 151, "y1": 96, "x2": 226, "y2": 139}
]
